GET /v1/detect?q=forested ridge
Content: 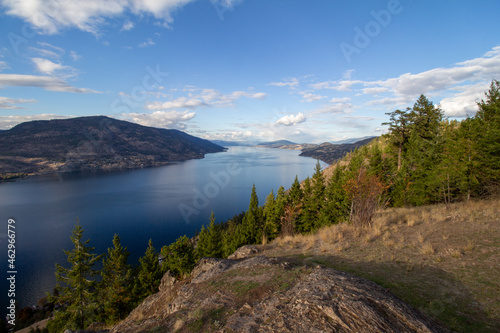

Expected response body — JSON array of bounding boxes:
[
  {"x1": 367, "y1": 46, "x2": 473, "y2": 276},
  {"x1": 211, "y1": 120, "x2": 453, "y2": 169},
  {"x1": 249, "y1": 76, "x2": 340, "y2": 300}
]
[{"x1": 10, "y1": 81, "x2": 499, "y2": 333}]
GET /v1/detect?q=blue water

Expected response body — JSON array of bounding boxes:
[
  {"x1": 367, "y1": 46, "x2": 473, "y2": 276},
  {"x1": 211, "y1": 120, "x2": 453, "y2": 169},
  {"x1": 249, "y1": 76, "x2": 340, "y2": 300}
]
[{"x1": 0, "y1": 146, "x2": 325, "y2": 310}]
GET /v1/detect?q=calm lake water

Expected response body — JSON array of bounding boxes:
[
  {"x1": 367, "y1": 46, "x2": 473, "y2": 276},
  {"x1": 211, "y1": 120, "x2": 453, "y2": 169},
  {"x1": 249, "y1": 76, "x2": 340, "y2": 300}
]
[{"x1": 0, "y1": 147, "x2": 326, "y2": 310}]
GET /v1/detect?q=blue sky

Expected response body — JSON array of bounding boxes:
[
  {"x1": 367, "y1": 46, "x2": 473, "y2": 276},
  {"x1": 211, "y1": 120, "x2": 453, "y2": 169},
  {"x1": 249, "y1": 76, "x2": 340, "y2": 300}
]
[{"x1": 0, "y1": 0, "x2": 499, "y2": 143}]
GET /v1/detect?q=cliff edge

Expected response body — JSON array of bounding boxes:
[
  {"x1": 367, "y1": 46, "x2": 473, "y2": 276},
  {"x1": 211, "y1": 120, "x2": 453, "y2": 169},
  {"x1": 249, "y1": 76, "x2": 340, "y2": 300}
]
[{"x1": 111, "y1": 250, "x2": 449, "y2": 333}]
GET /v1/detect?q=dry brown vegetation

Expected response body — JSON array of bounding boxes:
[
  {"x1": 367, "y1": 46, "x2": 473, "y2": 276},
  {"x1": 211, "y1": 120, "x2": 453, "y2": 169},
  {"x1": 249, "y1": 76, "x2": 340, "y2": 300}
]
[{"x1": 266, "y1": 197, "x2": 500, "y2": 333}]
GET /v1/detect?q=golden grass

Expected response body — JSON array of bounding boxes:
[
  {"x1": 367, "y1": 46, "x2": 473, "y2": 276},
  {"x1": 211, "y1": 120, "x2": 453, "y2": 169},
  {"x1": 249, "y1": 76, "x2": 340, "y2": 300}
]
[
  {"x1": 267, "y1": 197, "x2": 500, "y2": 333},
  {"x1": 420, "y1": 242, "x2": 435, "y2": 255}
]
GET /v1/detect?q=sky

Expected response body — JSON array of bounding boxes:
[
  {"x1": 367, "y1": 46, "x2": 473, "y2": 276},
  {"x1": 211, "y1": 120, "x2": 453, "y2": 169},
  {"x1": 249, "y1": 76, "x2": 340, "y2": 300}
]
[{"x1": 0, "y1": 0, "x2": 499, "y2": 143}]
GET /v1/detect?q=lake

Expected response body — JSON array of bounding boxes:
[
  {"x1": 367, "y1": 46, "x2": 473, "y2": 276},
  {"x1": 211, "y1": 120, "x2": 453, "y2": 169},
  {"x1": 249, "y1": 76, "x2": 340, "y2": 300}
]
[{"x1": 0, "y1": 146, "x2": 326, "y2": 310}]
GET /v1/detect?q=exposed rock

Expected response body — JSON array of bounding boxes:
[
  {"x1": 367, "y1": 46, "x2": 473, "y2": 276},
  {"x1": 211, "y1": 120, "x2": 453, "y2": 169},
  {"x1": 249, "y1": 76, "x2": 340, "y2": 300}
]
[
  {"x1": 158, "y1": 271, "x2": 177, "y2": 292},
  {"x1": 227, "y1": 245, "x2": 261, "y2": 259},
  {"x1": 111, "y1": 255, "x2": 450, "y2": 333}
]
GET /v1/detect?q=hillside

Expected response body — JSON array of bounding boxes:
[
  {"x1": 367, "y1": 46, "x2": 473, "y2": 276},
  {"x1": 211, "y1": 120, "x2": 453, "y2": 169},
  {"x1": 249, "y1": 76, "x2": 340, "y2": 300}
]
[
  {"x1": 255, "y1": 139, "x2": 297, "y2": 148},
  {"x1": 0, "y1": 116, "x2": 224, "y2": 175},
  {"x1": 299, "y1": 137, "x2": 376, "y2": 164}
]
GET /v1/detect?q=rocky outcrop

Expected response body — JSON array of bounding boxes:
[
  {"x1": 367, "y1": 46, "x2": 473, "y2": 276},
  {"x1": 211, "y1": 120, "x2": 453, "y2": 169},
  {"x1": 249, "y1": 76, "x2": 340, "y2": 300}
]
[{"x1": 111, "y1": 255, "x2": 449, "y2": 333}]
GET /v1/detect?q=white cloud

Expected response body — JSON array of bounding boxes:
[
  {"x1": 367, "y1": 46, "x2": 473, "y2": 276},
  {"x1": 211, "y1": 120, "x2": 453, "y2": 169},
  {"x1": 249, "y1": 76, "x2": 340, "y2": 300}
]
[
  {"x1": 0, "y1": 97, "x2": 36, "y2": 109},
  {"x1": 268, "y1": 77, "x2": 299, "y2": 89},
  {"x1": 300, "y1": 92, "x2": 325, "y2": 102},
  {"x1": 0, "y1": 61, "x2": 9, "y2": 71},
  {"x1": 0, "y1": 74, "x2": 101, "y2": 93},
  {"x1": 121, "y1": 20, "x2": 135, "y2": 31},
  {"x1": 0, "y1": 114, "x2": 71, "y2": 130},
  {"x1": 439, "y1": 83, "x2": 488, "y2": 117},
  {"x1": 31, "y1": 58, "x2": 75, "y2": 77},
  {"x1": 28, "y1": 47, "x2": 61, "y2": 59},
  {"x1": 138, "y1": 38, "x2": 155, "y2": 48},
  {"x1": 0, "y1": 0, "x2": 196, "y2": 34},
  {"x1": 362, "y1": 87, "x2": 389, "y2": 94},
  {"x1": 37, "y1": 42, "x2": 64, "y2": 54},
  {"x1": 121, "y1": 110, "x2": 196, "y2": 129},
  {"x1": 311, "y1": 102, "x2": 353, "y2": 115},
  {"x1": 146, "y1": 88, "x2": 266, "y2": 110},
  {"x1": 329, "y1": 97, "x2": 351, "y2": 103},
  {"x1": 69, "y1": 51, "x2": 82, "y2": 61},
  {"x1": 276, "y1": 112, "x2": 306, "y2": 126},
  {"x1": 146, "y1": 97, "x2": 207, "y2": 110},
  {"x1": 368, "y1": 46, "x2": 500, "y2": 100}
]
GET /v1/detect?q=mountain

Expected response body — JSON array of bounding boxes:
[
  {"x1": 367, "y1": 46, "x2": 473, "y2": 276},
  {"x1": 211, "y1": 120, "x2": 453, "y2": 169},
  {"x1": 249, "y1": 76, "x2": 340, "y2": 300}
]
[
  {"x1": 330, "y1": 136, "x2": 377, "y2": 144},
  {"x1": 256, "y1": 139, "x2": 297, "y2": 148},
  {"x1": 0, "y1": 116, "x2": 224, "y2": 175},
  {"x1": 210, "y1": 140, "x2": 253, "y2": 147},
  {"x1": 299, "y1": 137, "x2": 376, "y2": 164}
]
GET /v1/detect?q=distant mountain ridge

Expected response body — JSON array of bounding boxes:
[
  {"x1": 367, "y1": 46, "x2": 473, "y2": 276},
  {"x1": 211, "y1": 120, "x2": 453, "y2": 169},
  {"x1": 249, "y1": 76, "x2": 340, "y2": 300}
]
[
  {"x1": 299, "y1": 137, "x2": 376, "y2": 164},
  {"x1": 0, "y1": 116, "x2": 224, "y2": 175},
  {"x1": 255, "y1": 140, "x2": 297, "y2": 148},
  {"x1": 330, "y1": 136, "x2": 376, "y2": 144}
]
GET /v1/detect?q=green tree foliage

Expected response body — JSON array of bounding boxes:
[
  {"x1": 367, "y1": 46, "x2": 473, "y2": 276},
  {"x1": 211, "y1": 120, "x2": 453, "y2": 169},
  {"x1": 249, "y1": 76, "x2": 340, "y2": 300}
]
[
  {"x1": 289, "y1": 175, "x2": 303, "y2": 205},
  {"x1": 383, "y1": 108, "x2": 412, "y2": 171},
  {"x1": 319, "y1": 165, "x2": 350, "y2": 226},
  {"x1": 133, "y1": 239, "x2": 163, "y2": 301},
  {"x1": 240, "y1": 184, "x2": 263, "y2": 244},
  {"x1": 473, "y1": 79, "x2": 500, "y2": 193},
  {"x1": 161, "y1": 235, "x2": 196, "y2": 279},
  {"x1": 196, "y1": 212, "x2": 223, "y2": 258},
  {"x1": 99, "y1": 234, "x2": 133, "y2": 324},
  {"x1": 50, "y1": 222, "x2": 103, "y2": 330},
  {"x1": 405, "y1": 95, "x2": 445, "y2": 205},
  {"x1": 297, "y1": 177, "x2": 314, "y2": 233}
]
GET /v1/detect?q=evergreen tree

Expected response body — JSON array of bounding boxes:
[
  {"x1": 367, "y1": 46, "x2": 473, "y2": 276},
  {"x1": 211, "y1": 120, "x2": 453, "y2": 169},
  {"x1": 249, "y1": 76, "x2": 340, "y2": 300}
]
[
  {"x1": 319, "y1": 165, "x2": 350, "y2": 225},
  {"x1": 473, "y1": 79, "x2": 500, "y2": 193},
  {"x1": 273, "y1": 186, "x2": 287, "y2": 237},
  {"x1": 289, "y1": 175, "x2": 303, "y2": 205},
  {"x1": 297, "y1": 177, "x2": 314, "y2": 233},
  {"x1": 383, "y1": 108, "x2": 412, "y2": 171},
  {"x1": 51, "y1": 222, "x2": 103, "y2": 330},
  {"x1": 205, "y1": 212, "x2": 223, "y2": 257},
  {"x1": 311, "y1": 160, "x2": 326, "y2": 229},
  {"x1": 161, "y1": 235, "x2": 196, "y2": 279},
  {"x1": 196, "y1": 224, "x2": 209, "y2": 259},
  {"x1": 241, "y1": 184, "x2": 263, "y2": 244},
  {"x1": 99, "y1": 234, "x2": 132, "y2": 324},
  {"x1": 406, "y1": 95, "x2": 445, "y2": 205},
  {"x1": 133, "y1": 239, "x2": 163, "y2": 301},
  {"x1": 263, "y1": 190, "x2": 278, "y2": 240}
]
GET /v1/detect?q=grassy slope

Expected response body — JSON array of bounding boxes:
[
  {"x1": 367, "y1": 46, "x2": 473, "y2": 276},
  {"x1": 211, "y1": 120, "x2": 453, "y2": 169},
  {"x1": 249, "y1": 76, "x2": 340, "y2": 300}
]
[{"x1": 260, "y1": 198, "x2": 500, "y2": 333}]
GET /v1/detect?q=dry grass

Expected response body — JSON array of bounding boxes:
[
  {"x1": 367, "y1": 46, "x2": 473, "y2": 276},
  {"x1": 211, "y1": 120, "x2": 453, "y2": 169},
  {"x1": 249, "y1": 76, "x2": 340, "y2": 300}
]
[{"x1": 268, "y1": 197, "x2": 500, "y2": 333}]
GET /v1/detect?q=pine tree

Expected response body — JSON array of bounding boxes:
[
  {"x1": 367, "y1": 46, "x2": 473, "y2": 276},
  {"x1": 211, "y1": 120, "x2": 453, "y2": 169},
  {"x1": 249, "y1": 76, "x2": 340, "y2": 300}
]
[
  {"x1": 196, "y1": 225, "x2": 209, "y2": 259},
  {"x1": 99, "y1": 234, "x2": 132, "y2": 323},
  {"x1": 405, "y1": 95, "x2": 445, "y2": 205},
  {"x1": 383, "y1": 108, "x2": 412, "y2": 171},
  {"x1": 241, "y1": 184, "x2": 263, "y2": 244},
  {"x1": 311, "y1": 160, "x2": 326, "y2": 229},
  {"x1": 205, "y1": 212, "x2": 223, "y2": 257},
  {"x1": 289, "y1": 175, "x2": 303, "y2": 205},
  {"x1": 133, "y1": 239, "x2": 163, "y2": 301},
  {"x1": 263, "y1": 190, "x2": 277, "y2": 240},
  {"x1": 161, "y1": 235, "x2": 196, "y2": 279},
  {"x1": 319, "y1": 165, "x2": 350, "y2": 225},
  {"x1": 52, "y1": 222, "x2": 103, "y2": 330},
  {"x1": 297, "y1": 177, "x2": 314, "y2": 233},
  {"x1": 473, "y1": 79, "x2": 500, "y2": 193}
]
